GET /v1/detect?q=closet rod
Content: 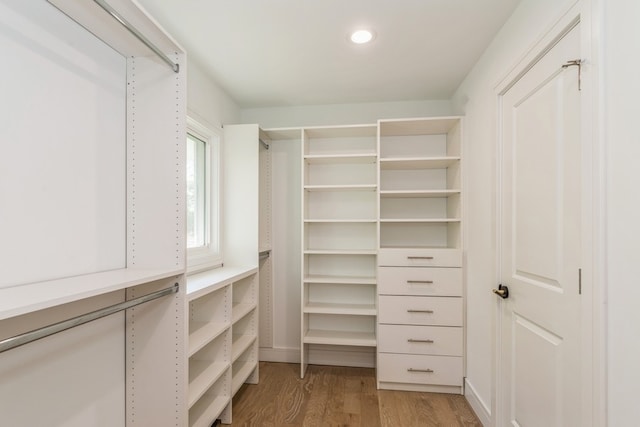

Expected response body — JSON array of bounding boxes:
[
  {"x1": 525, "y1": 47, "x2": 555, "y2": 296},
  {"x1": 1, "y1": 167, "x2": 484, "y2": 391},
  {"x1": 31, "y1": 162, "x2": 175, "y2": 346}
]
[
  {"x1": 259, "y1": 138, "x2": 270, "y2": 150},
  {"x1": 0, "y1": 283, "x2": 179, "y2": 354},
  {"x1": 92, "y1": 0, "x2": 180, "y2": 73}
]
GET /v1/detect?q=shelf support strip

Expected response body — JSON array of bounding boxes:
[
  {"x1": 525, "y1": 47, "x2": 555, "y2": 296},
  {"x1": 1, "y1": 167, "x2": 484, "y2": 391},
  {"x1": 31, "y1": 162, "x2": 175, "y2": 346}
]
[{"x1": 0, "y1": 283, "x2": 179, "y2": 354}]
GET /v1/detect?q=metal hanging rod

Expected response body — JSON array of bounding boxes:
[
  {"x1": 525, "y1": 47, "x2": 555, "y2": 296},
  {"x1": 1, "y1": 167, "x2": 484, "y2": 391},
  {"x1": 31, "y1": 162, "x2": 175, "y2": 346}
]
[
  {"x1": 259, "y1": 138, "x2": 270, "y2": 150},
  {"x1": 0, "y1": 283, "x2": 179, "y2": 354},
  {"x1": 93, "y1": 0, "x2": 180, "y2": 73}
]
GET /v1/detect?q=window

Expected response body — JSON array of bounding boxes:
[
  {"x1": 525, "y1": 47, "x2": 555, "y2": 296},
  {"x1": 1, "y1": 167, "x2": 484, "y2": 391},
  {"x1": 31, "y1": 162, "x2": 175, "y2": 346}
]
[{"x1": 186, "y1": 116, "x2": 222, "y2": 272}]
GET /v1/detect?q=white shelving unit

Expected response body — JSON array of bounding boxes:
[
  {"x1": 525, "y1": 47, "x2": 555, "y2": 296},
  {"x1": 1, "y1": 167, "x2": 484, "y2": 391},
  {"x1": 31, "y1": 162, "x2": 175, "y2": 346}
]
[
  {"x1": 378, "y1": 118, "x2": 462, "y2": 250},
  {"x1": 0, "y1": 1, "x2": 188, "y2": 425},
  {"x1": 185, "y1": 123, "x2": 262, "y2": 426},
  {"x1": 186, "y1": 266, "x2": 258, "y2": 426},
  {"x1": 376, "y1": 117, "x2": 465, "y2": 394},
  {"x1": 301, "y1": 125, "x2": 378, "y2": 377}
]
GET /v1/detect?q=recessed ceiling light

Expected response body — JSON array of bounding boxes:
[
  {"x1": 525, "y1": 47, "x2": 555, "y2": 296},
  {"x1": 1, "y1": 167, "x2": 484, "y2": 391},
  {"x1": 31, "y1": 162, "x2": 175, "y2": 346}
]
[{"x1": 350, "y1": 29, "x2": 375, "y2": 44}]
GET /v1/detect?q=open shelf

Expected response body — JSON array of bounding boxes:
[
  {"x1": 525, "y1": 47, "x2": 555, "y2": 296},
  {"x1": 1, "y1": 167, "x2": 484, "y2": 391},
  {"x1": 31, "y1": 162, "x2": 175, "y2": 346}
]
[
  {"x1": 232, "y1": 334, "x2": 257, "y2": 362},
  {"x1": 232, "y1": 359, "x2": 257, "y2": 395},
  {"x1": 188, "y1": 321, "x2": 229, "y2": 357},
  {"x1": 303, "y1": 329, "x2": 377, "y2": 347},
  {"x1": 304, "y1": 249, "x2": 377, "y2": 255},
  {"x1": 304, "y1": 184, "x2": 377, "y2": 192},
  {"x1": 188, "y1": 360, "x2": 229, "y2": 409},
  {"x1": 303, "y1": 302, "x2": 377, "y2": 316},
  {"x1": 189, "y1": 394, "x2": 230, "y2": 427},
  {"x1": 380, "y1": 190, "x2": 461, "y2": 198},
  {"x1": 379, "y1": 157, "x2": 460, "y2": 169},
  {"x1": 0, "y1": 267, "x2": 182, "y2": 321},
  {"x1": 303, "y1": 275, "x2": 376, "y2": 285},
  {"x1": 305, "y1": 153, "x2": 377, "y2": 164},
  {"x1": 232, "y1": 304, "x2": 256, "y2": 325}
]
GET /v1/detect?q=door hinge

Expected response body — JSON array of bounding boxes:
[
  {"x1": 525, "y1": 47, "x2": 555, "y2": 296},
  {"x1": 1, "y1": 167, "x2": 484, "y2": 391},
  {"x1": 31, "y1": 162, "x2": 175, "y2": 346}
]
[{"x1": 562, "y1": 59, "x2": 583, "y2": 91}]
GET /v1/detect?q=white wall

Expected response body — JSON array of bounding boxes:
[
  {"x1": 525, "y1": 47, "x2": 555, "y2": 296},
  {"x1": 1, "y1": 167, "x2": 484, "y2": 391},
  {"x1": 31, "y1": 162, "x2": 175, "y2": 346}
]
[
  {"x1": 450, "y1": 0, "x2": 578, "y2": 423},
  {"x1": 187, "y1": 60, "x2": 241, "y2": 128},
  {"x1": 241, "y1": 99, "x2": 452, "y2": 128},
  {"x1": 603, "y1": 0, "x2": 640, "y2": 424}
]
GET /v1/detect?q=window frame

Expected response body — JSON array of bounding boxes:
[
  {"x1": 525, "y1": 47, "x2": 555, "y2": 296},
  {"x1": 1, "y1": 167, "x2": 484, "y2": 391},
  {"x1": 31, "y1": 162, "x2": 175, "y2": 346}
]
[{"x1": 186, "y1": 116, "x2": 223, "y2": 273}]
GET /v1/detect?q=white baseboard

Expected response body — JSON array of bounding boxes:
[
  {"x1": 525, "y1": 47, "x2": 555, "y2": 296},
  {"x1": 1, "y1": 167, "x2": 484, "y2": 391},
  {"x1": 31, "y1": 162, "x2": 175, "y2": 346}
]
[
  {"x1": 464, "y1": 378, "x2": 491, "y2": 427},
  {"x1": 259, "y1": 347, "x2": 300, "y2": 363}
]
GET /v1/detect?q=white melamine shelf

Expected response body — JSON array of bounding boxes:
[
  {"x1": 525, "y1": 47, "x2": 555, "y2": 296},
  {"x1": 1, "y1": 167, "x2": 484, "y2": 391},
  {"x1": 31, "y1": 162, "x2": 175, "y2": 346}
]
[
  {"x1": 188, "y1": 321, "x2": 229, "y2": 357},
  {"x1": 0, "y1": 267, "x2": 183, "y2": 321},
  {"x1": 380, "y1": 190, "x2": 461, "y2": 199},
  {"x1": 303, "y1": 275, "x2": 376, "y2": 285},
  {"x1": 303, "y1": 302, "x2": 377, "y2": 316},
  {"x1": 232, "y1": 304, "x2": 256, "y2": 325},
  {"x1": 189, "y1": 395, "x2": 230, "y2": 427},
  {"x1": 304, "y1": 218, "x2": 378, "y2": 224},
  {"x1": 380, "y1": 218, "x2": 461, "y2": 223},
  {"x1": 188, "y1": 360, "x2": 229, "y2": 409},
  {"x1": 379, "y1": 157, "x2": 460, "y2": 169},
  {"x1": 187, "y1": 266, "x2": 257, "y2": 301},
  {"x1": 379, "y1": 117, "x2": 460, "y2": 136},
  {"x1": 304, "y1": 124, "x2": 377, "y2": 139},
  {"x1": 232, "y1": 360, "x2": 257, "y2": 396},
  {"x1": 305, "y1": 184, "x2": 377, "y2": 192},
  {"x1": 304, "y1": 249, "x2": 377, "y2": 255},
  {"x1": 304, "y1": 154, "x2": 377, "y2": 164},
  {"x1": 232, "y1": 335, "x2": 257, "y2": 362},
  {"x1": 303, "y1": 330, "x2": 377, "y2": 347},
  {"x1": 304, "y1": 219, "x2": 377, "y2": 223}
]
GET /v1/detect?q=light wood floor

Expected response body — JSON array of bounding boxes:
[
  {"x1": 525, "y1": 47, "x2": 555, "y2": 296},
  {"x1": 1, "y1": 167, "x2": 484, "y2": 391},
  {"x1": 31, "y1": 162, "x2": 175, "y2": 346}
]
[{"x1": 227, "y1": 362, "x2": 482, "y2": 426}]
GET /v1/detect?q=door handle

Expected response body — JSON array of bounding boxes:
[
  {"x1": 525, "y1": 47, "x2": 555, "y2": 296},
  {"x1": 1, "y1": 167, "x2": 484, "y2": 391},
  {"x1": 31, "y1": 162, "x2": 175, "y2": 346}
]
[{"x1": 492, "y1": 284, "x2": 509, "y2": 299}]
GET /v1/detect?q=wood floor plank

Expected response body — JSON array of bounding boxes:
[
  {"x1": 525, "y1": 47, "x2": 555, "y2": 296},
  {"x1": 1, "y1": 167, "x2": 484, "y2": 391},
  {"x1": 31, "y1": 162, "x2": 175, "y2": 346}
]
[{"x1": 227, "y1": 362, "x2": 481, "y2": 427}]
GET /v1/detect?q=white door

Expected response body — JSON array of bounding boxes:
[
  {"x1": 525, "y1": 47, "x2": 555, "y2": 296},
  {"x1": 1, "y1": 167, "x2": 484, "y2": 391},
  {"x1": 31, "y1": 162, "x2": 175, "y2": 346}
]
[{"x1": 498, "y1": 23, "x2": 583, "y2": 426}]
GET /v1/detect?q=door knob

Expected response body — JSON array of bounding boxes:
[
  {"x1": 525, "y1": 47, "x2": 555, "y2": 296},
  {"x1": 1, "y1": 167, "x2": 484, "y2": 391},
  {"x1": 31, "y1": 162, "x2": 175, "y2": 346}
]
[{"x1": 492, "y1": 284, "x2": 509, "y2": 299}]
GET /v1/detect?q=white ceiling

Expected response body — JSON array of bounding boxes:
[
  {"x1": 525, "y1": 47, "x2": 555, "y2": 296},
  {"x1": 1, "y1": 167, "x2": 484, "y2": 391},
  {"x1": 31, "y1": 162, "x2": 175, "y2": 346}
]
[{"x1": 137, "y1": 0, "x2": 521, "y2": 108}]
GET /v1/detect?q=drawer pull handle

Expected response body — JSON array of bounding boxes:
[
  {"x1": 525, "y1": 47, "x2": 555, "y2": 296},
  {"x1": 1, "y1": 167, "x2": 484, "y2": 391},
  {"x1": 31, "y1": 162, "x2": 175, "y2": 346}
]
[
  {"x1": 407, "y1": 280, "x2": 434, "y2": 284},
  {"x1": 408, "y1": 368, "x2": 434, "y2": 373},
  {"x1": 408, "y1": 339, "x2": 434, "y2": 343},
  {"x1": 407, "y1": 256, "x2": 434, "y2": 260},
  {"x1": 407, "y1": 309, "x2": 434, "y2": 314}
]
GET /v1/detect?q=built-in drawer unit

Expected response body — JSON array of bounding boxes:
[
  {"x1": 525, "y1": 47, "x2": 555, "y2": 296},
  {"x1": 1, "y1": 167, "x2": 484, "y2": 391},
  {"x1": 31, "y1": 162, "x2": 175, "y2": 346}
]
[
  {"x1": 378, "y1": 295, "x2": 463, "y2": 326},
  {"x1": 377, "y1": 353, "x2": 463, "y2": 387},
  {"x1": 377, "y1": 266, "x2": 462, "y2": 296},
  {"x1": 377, "y1": 324, "x2": 463, "y2": 356},
  {"x1": 378, "y1": 248, "x2": 462, "y2": 267}
]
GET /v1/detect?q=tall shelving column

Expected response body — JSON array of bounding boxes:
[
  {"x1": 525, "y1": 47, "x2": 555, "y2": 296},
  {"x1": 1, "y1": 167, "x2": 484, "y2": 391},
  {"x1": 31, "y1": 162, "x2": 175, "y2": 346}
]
[
  {"x1": 300, "y1": 125, "x2": 378, "y2": 377},
  {"x1": 376, "y1": 117, "x2": 465, "y2": 394}
]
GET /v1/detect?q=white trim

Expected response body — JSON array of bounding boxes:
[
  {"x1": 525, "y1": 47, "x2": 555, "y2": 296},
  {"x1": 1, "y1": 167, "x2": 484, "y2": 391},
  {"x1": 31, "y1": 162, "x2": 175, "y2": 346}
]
[
  {"x1": 583, "y1": 0, "x2": 607, "y2": 424},
  {"x1": 493, "y1": 2, "x2": 603, "y2": 426},
  {"x1": 465, "y1": 378, "x2": 491, "y2": 427},
  {"x1": 186, "y1": 116, "x2": 223, "y2": 273}
]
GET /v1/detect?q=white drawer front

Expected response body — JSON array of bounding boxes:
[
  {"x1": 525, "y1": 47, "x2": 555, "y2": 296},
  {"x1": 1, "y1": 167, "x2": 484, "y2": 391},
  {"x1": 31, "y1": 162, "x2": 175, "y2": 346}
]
[
  {"x1": 379, "y1": 296, "x2": 462, "y2": 326},
  {"x1": 378, "y1": 325, "x2": 463, "y2": 356},
  {"x1": 377, "y1": 353, "x2": 463, "y2": 386},
  {"x1": 378, "y1": 248, "x2": 462, "y2": 267},
  {"x1": 378, "y1": 267, "x2": 462, "y2": 296}
]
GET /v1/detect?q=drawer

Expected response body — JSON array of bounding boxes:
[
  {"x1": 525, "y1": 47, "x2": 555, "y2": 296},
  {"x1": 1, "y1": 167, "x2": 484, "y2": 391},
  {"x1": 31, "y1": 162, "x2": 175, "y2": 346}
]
[
  {"x1": 378, "y1": 325, "x2": 463, "y2": 356},
  {"x1": 378, "y1": 266, "x2": 462, "y2": 296},
  {"x1": 378, "y1": 248, "x2": 462, "y2": 267},
  {"x1": 377, "y1": 353, "x2": 463, "y2": 386},
  {"x1": 378, "y1": 296, "x2": 462, "y2": 326}
]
